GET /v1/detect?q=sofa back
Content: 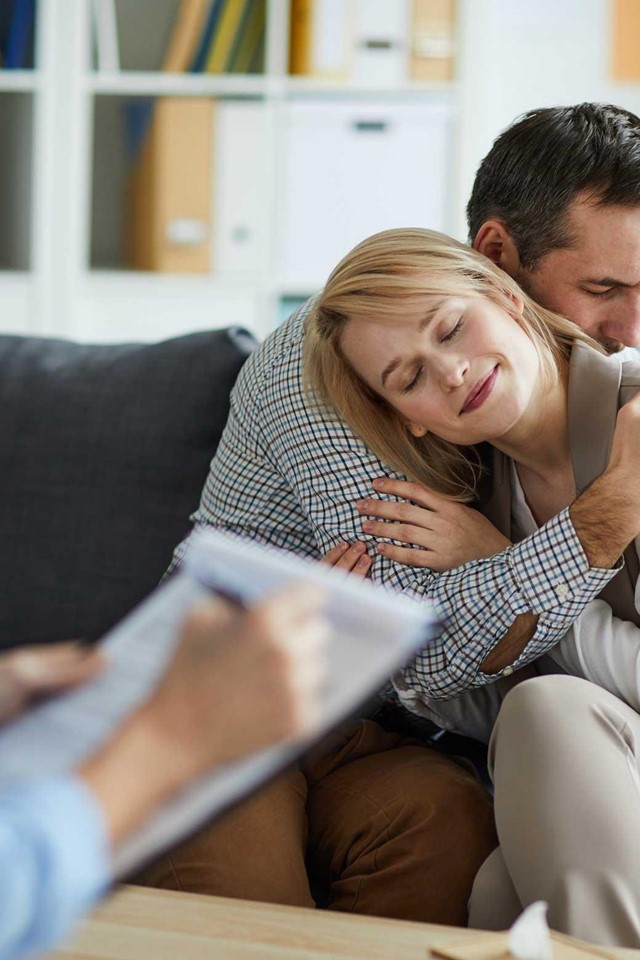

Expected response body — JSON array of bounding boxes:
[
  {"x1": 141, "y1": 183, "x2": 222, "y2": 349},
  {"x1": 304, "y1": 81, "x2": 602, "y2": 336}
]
[{"x1": 0, "y1": 327, "x2": 256, "y2": 648}]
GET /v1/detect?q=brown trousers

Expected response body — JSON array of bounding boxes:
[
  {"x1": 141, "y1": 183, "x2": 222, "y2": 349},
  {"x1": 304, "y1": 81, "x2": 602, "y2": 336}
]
[{"x1": 136, "y1": 720, "x2": 496, "y2": 925}]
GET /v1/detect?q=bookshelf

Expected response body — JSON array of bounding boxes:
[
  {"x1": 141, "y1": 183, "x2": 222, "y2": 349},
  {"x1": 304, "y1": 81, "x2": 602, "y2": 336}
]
[
  {"x1": 0, "y1": 0, "x2": 456, "y2": 341},
  {"x1": 0, "y1": 0, "x2": 461, "y2": 342}
]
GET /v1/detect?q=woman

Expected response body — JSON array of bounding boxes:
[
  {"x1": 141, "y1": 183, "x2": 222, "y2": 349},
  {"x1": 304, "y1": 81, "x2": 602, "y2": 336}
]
[
  {"x1": 306, "y1": 227, "x2": 640, "y2": 945},
  {"x1": 307, "y1": 227, "x2": 640, "y2": 725}
]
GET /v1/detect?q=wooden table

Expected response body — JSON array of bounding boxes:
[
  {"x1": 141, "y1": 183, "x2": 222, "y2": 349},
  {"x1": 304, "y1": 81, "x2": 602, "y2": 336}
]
[{"x1": 51, "y1": 885, "x2": 638, "y2": 960}]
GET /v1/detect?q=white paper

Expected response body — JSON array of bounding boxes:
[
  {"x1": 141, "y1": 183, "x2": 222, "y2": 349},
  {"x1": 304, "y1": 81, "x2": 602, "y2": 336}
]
[
  {"x1": 0, "y1": 530, "x2": 438, "y2": 877},
  {"x1": 509, "y1": 902, "x2": 553, "y2": 960}
]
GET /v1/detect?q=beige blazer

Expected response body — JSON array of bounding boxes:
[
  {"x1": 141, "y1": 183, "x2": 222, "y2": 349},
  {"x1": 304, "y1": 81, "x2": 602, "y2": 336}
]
[{"x1": 480, "y1": 340, "x2": 640, "y2": 627}]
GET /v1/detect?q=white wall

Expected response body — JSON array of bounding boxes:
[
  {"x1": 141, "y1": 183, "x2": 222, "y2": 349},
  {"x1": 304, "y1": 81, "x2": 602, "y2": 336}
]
[{"x1": 455, "y1": 0, "x2": 638, "y2": 237}]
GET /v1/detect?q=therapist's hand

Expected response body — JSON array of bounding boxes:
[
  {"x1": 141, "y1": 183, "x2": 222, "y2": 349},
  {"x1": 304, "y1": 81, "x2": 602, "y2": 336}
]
[
  {"x1": 0, "y1": 642, "x2": 104, "y2": 724},
  {"x1": 356, "y1": 477, "x2": 511, "y2": 572},
  {"x1": 80, "y1": 587, "x2": 329, "y2": 845}
]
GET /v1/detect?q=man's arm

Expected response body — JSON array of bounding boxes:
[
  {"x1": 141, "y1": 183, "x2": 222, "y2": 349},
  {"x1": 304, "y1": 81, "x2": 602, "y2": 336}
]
[{"x1": 479, "y1": 467, "x2": 639, "y2": 673}]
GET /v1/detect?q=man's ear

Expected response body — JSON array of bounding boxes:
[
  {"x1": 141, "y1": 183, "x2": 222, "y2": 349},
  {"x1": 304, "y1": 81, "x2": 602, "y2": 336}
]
[{"x1": 474, "y1": 220, "x2": 522, "y2": 277}]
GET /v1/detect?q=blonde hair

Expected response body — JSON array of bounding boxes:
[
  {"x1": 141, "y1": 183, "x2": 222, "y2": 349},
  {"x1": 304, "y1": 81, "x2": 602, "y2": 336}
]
[{"x1": 304, "y1": 228, "x2": 601, "y2": 501}]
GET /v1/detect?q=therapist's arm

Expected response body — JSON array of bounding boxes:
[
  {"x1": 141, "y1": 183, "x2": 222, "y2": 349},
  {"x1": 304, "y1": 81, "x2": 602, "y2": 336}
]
[{"x1": 0, "y1": 588, "x2": 327, "y2": 960}]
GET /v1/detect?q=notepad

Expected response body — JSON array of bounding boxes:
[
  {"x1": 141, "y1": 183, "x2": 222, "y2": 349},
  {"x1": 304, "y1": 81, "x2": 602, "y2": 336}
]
[{"x1": 0, "y1": 530, "x2": 439, "y2": 876}]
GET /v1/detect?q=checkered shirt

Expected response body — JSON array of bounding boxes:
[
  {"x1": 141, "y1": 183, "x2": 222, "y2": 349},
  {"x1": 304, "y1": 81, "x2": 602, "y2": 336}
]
[{"x1": 170, "y1": 299, "x2": 617, "y2": 702}]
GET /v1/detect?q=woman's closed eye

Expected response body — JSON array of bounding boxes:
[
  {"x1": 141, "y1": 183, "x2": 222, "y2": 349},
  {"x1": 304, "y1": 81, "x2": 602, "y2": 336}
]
[
  {"x1": 401, "y1": 367, "x2": 423, "y2": 394},
  {"x1": 441, "y1": 318, "x2": 463, "y2": 342}
]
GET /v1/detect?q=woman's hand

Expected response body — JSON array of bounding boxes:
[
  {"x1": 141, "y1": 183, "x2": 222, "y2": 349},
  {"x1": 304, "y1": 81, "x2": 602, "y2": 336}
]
[
  {"x1": 356, "y1": 477, "x2": 511, "y2": 572},
  {"x1": 0, "y1": 642, "x2": 104, "y2": 725},
  {"x1": 322, "y1": 541, "x2": 372, "y2": 578}
]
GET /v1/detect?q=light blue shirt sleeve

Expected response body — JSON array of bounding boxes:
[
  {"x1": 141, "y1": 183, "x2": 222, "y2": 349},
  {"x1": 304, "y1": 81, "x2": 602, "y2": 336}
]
[{"x1": 0, "y1": 775, "x2": 111, "y2": 960}]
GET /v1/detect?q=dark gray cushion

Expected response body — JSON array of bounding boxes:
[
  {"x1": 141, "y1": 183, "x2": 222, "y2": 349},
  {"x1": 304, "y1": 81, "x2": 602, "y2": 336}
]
[{"x1": 0, "y1": 327, "x2": 256, "y2": 649}]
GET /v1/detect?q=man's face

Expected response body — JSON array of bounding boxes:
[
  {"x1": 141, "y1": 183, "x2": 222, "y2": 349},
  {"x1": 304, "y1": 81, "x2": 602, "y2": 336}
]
[{"x1": 515, "y1": 194, "x2": 640, "y2": 353}]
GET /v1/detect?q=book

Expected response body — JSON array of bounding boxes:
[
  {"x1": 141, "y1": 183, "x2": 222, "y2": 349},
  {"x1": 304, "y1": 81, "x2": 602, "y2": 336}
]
[
  {"x1": 126, "y1": 97, "x2": 214, "y2": 273},
  {"x1": 227, "y1": 0, "x2": 265, "y2": 74},
  {"x1": 3, "y1": 0, "x2": 36, "y2": 70},
  {"x1": 190, "y1": 0, "x2": 224, "y2": 71},
  {"x1": 0, "y1": 530, "x2": 439, "y2": 877},
  {"x1": 205, "y1": 0, "x2": 246, "y2": 73},
  {"x1": 162, "y1": 0, "x2": 210, "y2": 73}
]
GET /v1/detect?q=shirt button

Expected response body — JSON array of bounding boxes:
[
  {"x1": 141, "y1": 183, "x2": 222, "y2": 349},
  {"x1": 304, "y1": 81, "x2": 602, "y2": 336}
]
[
  {"x1": 501, "y1": 665, "x2": 514, "y2": 677},
  {"x1": 555, "y1": 582, "x2": 569, "y2": 598}
]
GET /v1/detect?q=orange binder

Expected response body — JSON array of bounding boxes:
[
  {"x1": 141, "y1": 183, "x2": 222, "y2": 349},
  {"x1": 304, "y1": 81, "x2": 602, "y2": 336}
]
[
  {"x1": 127, "y1": 98, "x2": 214, "y2": 273},
  {"x1": 611, "y1": 0, "x2": 640, "y2": 82}
]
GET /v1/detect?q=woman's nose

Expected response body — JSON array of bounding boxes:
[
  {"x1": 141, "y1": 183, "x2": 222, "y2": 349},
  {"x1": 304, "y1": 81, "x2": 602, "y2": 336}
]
[{"x1": 434, "y1": 356, "x2": 468, "y2": 389}]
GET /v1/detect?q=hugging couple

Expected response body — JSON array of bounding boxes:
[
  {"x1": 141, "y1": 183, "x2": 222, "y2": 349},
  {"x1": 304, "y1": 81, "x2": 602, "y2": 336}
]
[{"x1": 139, "y1": 102, "x2": 640, "y2": 949}]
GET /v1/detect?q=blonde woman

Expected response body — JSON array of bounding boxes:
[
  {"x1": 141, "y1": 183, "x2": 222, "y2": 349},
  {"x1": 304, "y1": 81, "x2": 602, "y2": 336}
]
[{"x1": 306, "y1": 227, "x2": 640, "y2": 946}]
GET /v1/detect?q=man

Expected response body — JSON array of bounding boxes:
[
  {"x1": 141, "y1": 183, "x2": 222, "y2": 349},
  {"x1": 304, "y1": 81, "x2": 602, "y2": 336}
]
[
  {"x1": 469, "y1": 103, "x2": 640, "y2": 355},
  {"x1": 140, "y1": 103, "x2": 640, "y2": 928}
]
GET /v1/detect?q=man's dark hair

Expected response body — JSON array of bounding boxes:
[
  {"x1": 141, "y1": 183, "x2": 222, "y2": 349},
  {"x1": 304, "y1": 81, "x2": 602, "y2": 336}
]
[{"x1": 467, "y1": 103, "x2": 640, "y2": 268}]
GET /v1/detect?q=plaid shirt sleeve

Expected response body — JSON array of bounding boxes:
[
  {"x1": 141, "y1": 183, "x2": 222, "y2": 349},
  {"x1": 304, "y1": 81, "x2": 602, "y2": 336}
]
[{"x1": 170, "y1": 300, "x2": 620, "y2": 701}]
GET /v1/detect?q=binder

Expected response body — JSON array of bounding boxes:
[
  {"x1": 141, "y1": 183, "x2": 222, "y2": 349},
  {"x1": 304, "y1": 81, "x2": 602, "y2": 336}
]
[
  {"x1": 213, "y1": 100, "x2": 269, "y2": 273},
  {"x1": 127, "y1": 98, "x2": 214, "y2": 273},
  {"x1": 611, "y1": 0, "x2": 640, "y2": 82},
  {"x1": 352, "y1": 0, "x2": 410, "y2": 86},
  {"x1": 410, "y1": 0, "x2": 455, "y2": 83},
  {"x1": 289, "y1": 0, "x2": 353, "y2": 79},
  {"x1": 162, "y1": 0, "x2": 209, "y2": 73}
]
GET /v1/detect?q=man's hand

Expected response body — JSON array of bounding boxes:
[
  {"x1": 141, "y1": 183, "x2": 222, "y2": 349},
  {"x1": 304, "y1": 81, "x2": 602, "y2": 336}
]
[
  {"x1": 0, "y1": 643, "x2": 104, "y2": 725},
  {"x1": 357, "y1": 477, "x2": 511, "y2": 572}
]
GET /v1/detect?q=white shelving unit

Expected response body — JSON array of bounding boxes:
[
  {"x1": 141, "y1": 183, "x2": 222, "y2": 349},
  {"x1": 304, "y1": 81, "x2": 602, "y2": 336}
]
[
  {"x1": 3, "y1": 0, "x2": 637, "y2": 345},
  {"x1": 0, "y1": 0, "x2": 462, "y2": 343}
]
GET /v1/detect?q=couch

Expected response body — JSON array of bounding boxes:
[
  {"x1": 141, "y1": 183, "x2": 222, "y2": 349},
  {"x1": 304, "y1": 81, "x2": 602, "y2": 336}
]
[{"x1": 0, "y1": 327, "x2": 256, "y2": 650}]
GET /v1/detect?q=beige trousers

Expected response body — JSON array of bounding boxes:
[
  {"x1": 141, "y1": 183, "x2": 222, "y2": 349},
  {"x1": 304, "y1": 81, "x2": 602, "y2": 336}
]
[{"x1": 468, "y1": 675, "x2": 640, "y2": 948}]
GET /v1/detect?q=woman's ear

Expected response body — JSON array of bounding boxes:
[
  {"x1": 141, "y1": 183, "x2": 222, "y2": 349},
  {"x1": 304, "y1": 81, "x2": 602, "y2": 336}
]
[{"x1": 406, "y1": 421, "x2": 428, "y2": 438}]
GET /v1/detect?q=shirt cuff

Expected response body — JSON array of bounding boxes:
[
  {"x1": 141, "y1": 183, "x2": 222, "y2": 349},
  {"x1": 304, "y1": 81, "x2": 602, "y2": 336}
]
[
  {"x1": 0, "y1": 775, "x2": 111, "y2": 953},
  {"x1": 507, "y1": 507, "x2": 621, "y2": 614}
]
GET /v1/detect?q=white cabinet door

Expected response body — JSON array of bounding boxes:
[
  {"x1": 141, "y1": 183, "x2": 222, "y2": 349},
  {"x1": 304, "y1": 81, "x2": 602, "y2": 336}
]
[{"x1": 279, "y1": 100, "x2": 453, "y2": 287}]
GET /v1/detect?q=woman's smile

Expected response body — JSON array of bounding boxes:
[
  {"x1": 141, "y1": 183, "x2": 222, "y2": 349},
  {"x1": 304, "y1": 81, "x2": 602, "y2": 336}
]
[{"x1": 461, "y1": 364, "x2": 499, "y2": 414}]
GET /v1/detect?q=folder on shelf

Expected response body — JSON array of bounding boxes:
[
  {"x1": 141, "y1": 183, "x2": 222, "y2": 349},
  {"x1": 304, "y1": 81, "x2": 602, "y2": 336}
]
[
  {"x1": 410, "y1": 0, "x2": 455, "y2": 83},
  {"x1": 162, "y1": 0, "x2": 210, "y2": 73},
  {"x1": 289, "y1": 0, "x2": 353, "y2": 79},
  {"x1": 611, "y1": 0, "x2": 640, "y2": 82},
  {"x1": 126, "y1": 98, "x2": 214, "y2": 274},
  {"x1": 191, "y1": 0, "x2": 223, "y2": 71}
]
